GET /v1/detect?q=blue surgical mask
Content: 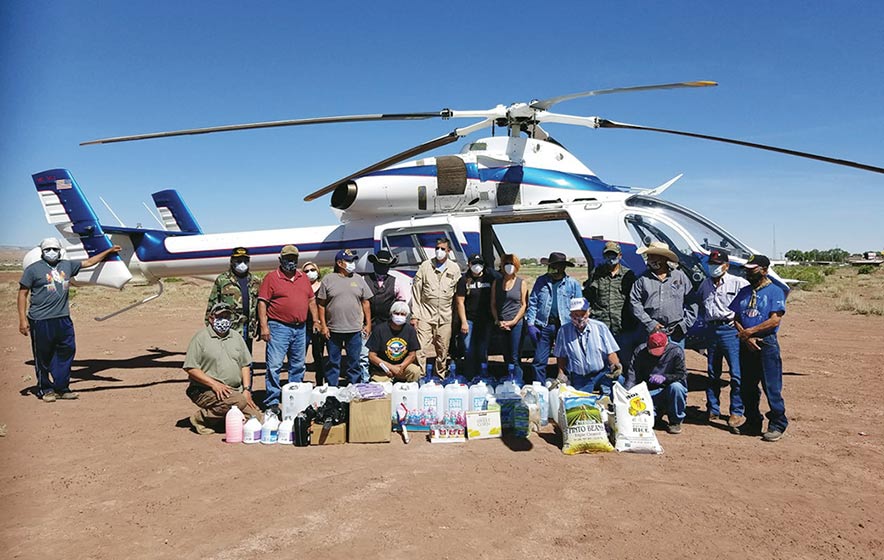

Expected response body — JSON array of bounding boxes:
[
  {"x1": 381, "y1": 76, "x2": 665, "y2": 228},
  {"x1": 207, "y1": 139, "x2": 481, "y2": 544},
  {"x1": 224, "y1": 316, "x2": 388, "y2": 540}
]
[
  {"x1": 711, "y1": 264, "x2": 726, "y2": 278},
  {"x1": 345, "y1": 261, "x2": 357, "y2": 274},
  {"x1": 212, "y1": 317, "x2": 232, "y2": 334}
]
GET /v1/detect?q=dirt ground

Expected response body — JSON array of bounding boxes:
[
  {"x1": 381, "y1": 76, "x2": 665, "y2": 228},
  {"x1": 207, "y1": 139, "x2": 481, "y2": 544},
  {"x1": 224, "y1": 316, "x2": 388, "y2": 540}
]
[{"x1": 1, "y1": 272, "x2": 883, "y2": 560}]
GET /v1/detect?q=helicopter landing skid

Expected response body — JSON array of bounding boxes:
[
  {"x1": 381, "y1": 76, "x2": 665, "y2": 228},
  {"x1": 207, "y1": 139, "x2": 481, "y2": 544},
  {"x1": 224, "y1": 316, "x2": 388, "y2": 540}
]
[{"x1": 94, "y1": 280, "x2": 165, "y2": 322}]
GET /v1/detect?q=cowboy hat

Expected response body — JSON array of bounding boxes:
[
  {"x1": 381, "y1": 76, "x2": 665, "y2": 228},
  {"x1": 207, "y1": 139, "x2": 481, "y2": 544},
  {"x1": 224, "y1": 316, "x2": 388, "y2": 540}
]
[
  {"x1": 368, "y1": 250, "x2": 399, "y2": 266},
  {"x1": 636, "y1": 241, "x2": 678, "y2": 263}
]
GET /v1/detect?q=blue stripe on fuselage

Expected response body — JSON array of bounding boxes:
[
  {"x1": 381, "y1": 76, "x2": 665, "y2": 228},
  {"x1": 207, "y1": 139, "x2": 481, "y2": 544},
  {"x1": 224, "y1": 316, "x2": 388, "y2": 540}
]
[{"x1": 365, "y1": 164, "x2": 622, "y2": 192}]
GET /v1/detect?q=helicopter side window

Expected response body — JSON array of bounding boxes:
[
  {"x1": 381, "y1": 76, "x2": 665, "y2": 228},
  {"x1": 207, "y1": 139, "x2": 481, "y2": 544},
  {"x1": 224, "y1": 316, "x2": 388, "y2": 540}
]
[
  {"x1": 625, "y1": 214, "x2": 707, "y2": 287},
  {"x1": 382, "y1": 227, "x2": 465, "y2": 267},
  {"x1": 384, "y1": 233, "x2": 424, "y2": 266}
]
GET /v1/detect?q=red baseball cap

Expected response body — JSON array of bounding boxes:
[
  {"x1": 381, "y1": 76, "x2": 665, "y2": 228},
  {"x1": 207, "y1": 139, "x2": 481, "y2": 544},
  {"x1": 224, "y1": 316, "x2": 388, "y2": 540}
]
[{"x1": 648, "y1": 332, "x2": 668, "y2": 357}]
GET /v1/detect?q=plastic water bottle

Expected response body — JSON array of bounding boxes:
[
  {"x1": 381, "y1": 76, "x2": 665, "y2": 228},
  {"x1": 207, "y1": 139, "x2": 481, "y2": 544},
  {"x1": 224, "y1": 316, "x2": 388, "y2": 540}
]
[
  {"x1": 480, "y1": 362, "x2": 489, "y2": 382},
  {"x1": 224, "y1": 405, "x2": 244, "y2": 444},
  {"x1": 243, "y1": 416, "x2": 262, "y2": 444},
  {"x1": 507, "y1": 363, "x2": 516, "y2": 382},
  {"x1": 423, "y1": 363, "x2": 434, "y2": 385},
  {"x1": 448, "y1": 362, "x2": 457, "y2": 382}
]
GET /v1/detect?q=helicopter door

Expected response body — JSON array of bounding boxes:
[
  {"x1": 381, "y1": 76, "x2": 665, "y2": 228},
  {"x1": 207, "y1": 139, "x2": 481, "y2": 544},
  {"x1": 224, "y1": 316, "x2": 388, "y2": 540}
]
[
  {"x1": 623, "y1": 212, "x2": 708, "y2": 288},
  {"x1": 433, "y1": 156, "x2": 469, "y2": 212},
  {"x1": 375, "y1": 215, "x2": 479, "y2": 271}
]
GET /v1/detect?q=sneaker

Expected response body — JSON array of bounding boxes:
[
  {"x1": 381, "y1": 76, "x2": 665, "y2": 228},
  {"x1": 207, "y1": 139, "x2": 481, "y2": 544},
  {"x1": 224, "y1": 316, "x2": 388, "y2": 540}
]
[
  {"x1": 41, "y1": 391, "x2": 57, "y2": 403},
  {"x1": 762, "y1": 429, "x2": 785, "y2": 442},
  {"x1": 727, "y1": 414, "x2": 746, "y2": 430},
  {"x1": 666, "y1": 423, "x2": 683, "y2": 434},
  {"x1": 57, "y1": 391, "x2": 80, "y2": 400},
  {"x1": 189, "y1": 412, "x2": 215, "y2": 435}
]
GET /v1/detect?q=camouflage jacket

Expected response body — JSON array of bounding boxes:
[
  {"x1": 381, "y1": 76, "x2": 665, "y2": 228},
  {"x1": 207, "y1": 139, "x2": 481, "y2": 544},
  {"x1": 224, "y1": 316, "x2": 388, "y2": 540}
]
[{"x1": 205, "y1": 271, "x2": 261, "y2": 338}]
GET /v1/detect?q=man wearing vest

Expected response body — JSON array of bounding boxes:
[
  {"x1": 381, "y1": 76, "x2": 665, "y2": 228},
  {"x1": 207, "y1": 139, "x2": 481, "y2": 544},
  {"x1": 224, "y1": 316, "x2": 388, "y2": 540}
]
[{"x1": 359, "y1": 250, "x2": 412, "y2": 381}]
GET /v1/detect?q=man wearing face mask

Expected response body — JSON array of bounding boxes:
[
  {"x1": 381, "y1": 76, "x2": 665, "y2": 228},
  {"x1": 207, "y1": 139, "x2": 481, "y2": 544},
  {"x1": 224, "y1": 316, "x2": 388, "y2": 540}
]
[
  {"x1": 455, "y1": 254, "x2": 500, "y2": 376},
  {"x1": 184, "y1": 302, "x2": 262, "y2": 435},
  {"x1": 358, "y1": 250, "x2": 412, "y2": 381},
  {"x1": 698, "y1": 249, "x2": 749, "y2": 429},
  {"x1": 729, "y1": 254, "x2": 788, "y2": 442},
  {"x1": 257, "y1": 245, "x2": 319, "y2": 415},
  {"x1": 584, "y1": 241, "x2": 638, "y2": 366},
  {"x1": 18, "y1": 237, "x2": 122, "y2": 402},
  {"x1": 629, "y1": 241, "x2": 698, "y2": 348},
  {"x1": 317, "y1": 249, "x2": 373, "y2": 386},
  {"x1": 553, "y1": 298, "x2": 622, "y2": 395},
  {"x1": 525, "y1": 252, "x2": 583, "y2": 383},
  {"x1": 411, "y1": 238, "x2": 461, "y2": 378},
  {"x1": 366, "y1": 301, "x2": 422, "y2": 383},
  {"x1": 205, "y1": 247, "x2": 261, "y2": 361}
]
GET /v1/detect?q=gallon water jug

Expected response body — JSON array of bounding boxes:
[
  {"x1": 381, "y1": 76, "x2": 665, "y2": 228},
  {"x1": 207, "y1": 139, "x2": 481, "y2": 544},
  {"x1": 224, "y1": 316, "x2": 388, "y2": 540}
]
[
  {"x1": 495, "y1": 379, "x2": 521, "y2": 399},
  {"x1": 391, "y1": 382, "x2": 420, "y2": 420},
  {"x1": 444, "y1": 381, "x2": 469, "y2": 415},
  {"x1": 311, "y1": 385, "x2": 340, "y2": 408},
  {"x1": 418, "y1": 379, "x2": 445, "y2": 422},
  {"x1": 530, "y1": 381, "x2": 550, "y2": 426},
  {"x1": 468, "y1": 381, "x2": 493, "y2": 411},
  {"x1": 243, "y1": 416, "x2": 262, "y2": 444},
  {"x1": 278, "y1": 417, "x2": 294, "y2": 445},
  {"x1": 261, "y1": 412, "x2": 280, "y2": 444},
  {"x1": 225, "y1": 405, "x2": 244, "y2": 443},
  {"x1": 282, "y1": 382, "x2": 314, "y2": 420}
]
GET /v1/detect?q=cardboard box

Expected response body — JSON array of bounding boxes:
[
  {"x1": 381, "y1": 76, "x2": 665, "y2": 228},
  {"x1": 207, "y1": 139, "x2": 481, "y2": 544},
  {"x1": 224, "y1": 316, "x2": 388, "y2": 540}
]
[
  {"x1": 348, "y1": 397, "x2": 392, "y2": 443},
  {"x1": 310, "y1": 422, "x2": 347, "y2": 445},
  {"x1": 466, "y1": 410, "x2": 502, "y2": 440}
]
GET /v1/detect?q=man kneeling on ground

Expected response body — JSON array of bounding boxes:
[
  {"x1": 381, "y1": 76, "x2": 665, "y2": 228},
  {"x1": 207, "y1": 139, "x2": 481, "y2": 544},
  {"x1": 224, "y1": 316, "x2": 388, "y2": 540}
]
[
  {"x1": 366, "y1": 301, "x2": 422, "y2": 383},
  {"x1": 625, "y1": 331, "x2": 688, "y2": 434},
  {"x1": 185, "y1": 302, "x2": 262, "y2": 434}
]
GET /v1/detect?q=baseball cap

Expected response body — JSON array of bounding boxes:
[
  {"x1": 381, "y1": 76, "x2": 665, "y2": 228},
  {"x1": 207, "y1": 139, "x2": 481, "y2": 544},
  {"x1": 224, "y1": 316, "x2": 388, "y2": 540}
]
[
  {"x1": 648, "y1": 331, "x2": 668, "y2": 356},
  {"x1": 231, "y1": 247, "x2": 250, "y2": 258},
  {"x1": 744, "y1": 254, "x2": 771, "y2": 269},
  {"x1": 468, "y1": 253, "x2": 485, "y2": 265},
  {"x1": 40, "y1": 237, "x2": 62, "y2": 250},
  {"x1": 569, "y1": 297, "x2": 589, "y2": 312},
  {"x1": 280, "y1": 245, "x2": 299, "y2": 257},
  {"x1": 335, "y1": 249, "x2": 358, "y2": 262},
  {"x1": 602, "y1": 241, "x2": 622, "y2": 255},
  {"x1": 708, "y1": 249, "x2": 729, "y2": 265},
  {"x1": 210, "y1": 302, "x2": 232, "y2": 314}
]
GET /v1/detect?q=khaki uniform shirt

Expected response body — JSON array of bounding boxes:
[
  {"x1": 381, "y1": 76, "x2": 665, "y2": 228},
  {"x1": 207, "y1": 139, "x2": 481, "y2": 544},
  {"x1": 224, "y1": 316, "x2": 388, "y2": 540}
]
[{"x1": 411, "y1": 258, "x2": 461, "y2": 325}]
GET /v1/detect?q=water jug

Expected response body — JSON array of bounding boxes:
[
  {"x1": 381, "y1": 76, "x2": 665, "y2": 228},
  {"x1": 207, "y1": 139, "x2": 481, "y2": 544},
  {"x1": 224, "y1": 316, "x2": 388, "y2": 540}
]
[
  {"x1": 261, "y1": 412, "x2": 280, "y2": 444},
  {"x1": 468, "y1": 381, "x2": 493, "y2": 411},
  {"x1": 495, "y1": 379, "x2": 521, "y2": 399},
  {"x1": 444, "y1": 381, "x2": 469, "y2": 415},
  {"x1": 391, "y1": 382, "x2": 419, "y2": 420},
  {"x1": 418, "y1": 379, "x2": 445, "y2": 422},
  {"x1": 282, "y1": 382, "x2": 314, "y2": 420},
  {"x1": 530, "y1": 381, "x2": 550, "y2": 426},
  {"x1": 278, "y1": 417, "x2": 294, "y2": 445},
  {"x1": 243, "y1": 416, "x2": 262, "y2": 444},
  {"x1": 311, "y1": 385, "x2": 340, "y2": 408},
  {"x1": 225, "y1": 405, "x2": 244, "y2": 443}
]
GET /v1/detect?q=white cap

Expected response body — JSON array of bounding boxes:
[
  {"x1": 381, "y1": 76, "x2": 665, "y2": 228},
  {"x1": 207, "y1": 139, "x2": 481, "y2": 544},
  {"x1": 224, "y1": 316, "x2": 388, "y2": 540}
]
[
  {"x1": 40, "y1": 237, "x2": 62, "y2": 250},
  {"x1": 569, "y1": 297, "x2": 589, "y2": 312}
]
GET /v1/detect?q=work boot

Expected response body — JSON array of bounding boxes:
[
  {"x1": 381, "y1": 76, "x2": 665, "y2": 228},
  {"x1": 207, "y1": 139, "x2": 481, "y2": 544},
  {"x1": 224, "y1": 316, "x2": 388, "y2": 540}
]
[
  {"x1": 57, "y1": 391, "x2": 80, "y2": 400},
  {"x1": 727, "y1": 414, "x2": 746, "y2": 433},
  {"x1": 762, "y1": 429, "x2": 785, "y2": 442},
  {"x1": 666, "y1": 423, "x2": 683, "y2": 435},
  {"x1": 189, "y1": 412, "x2": 215, "y2": 435},
  {"x1": 707, "y1": 412, "x2": 720, "y2": 423},
  {"x1": 42, "y1": 391, "x2": 57, "y2": 403}
]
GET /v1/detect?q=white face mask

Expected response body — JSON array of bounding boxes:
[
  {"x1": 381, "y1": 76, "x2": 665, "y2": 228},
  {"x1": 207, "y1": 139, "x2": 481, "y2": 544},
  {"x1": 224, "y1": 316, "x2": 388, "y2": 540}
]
[
  {"x1": 306, "y1": 270, "x2": 319, "y2": 282},
  {"x1": 435, "y1": 248, "x2": 447, "y2": 261},
  {"x1": 504, "y1": 264, "x2": 516, "y2": 276},
  {"x1": 391, "y1": 314, "x2": 408, "y2": 326},
  {"x1": 470, "y1": 264, "x2": 484, "y2": 275},
  {"x1": 344, "y1": 262, "x2": 356, "y2": 274},
  {"x1": 711, "y1": 264, "x2": 727, "y2": 278},
  {"x1": 233, "y1": 262, "x2": 249, "y2": 275},
  {"x1": 42, "y1": 249, "x2": 61, "y2": 264}
]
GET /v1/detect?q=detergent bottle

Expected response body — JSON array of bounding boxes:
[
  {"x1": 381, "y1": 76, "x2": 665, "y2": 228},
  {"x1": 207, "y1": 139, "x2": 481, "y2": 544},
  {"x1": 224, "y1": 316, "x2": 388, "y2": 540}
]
[
  {"x1": 277, "y1": 416, "x2": 294, "y2": 445},
  {"x1": 260, "y1": 412, "x2": 280, "y2": 444},
  {"x1": 224, "y1": 405, "x2": 244, "y2": 443},
  {"x1": 243, "y1": 416, "x2": 262, "y2": 444}
]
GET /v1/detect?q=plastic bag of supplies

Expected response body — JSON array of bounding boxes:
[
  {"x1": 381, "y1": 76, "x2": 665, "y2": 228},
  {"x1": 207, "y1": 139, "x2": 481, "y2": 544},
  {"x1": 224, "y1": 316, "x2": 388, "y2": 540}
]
[{"x1": 612, "y1": 382, "x2": 663, "y2": 454}]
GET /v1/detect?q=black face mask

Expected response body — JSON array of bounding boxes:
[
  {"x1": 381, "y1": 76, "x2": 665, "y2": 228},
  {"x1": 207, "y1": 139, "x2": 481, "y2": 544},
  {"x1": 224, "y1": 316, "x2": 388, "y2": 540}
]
[
  {"x1": 280, "y1": 258, "x2": 299, "y2": 272},
  {"x1": 746, "y1": 269, "x2": 764, "y2": 282},
  {"x1": 373, "y1": 264, "x2": 390, "y2": 277}
]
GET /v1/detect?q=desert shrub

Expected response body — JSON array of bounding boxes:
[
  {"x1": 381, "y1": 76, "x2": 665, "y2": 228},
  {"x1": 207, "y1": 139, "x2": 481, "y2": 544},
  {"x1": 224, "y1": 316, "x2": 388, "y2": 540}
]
[
  {"x1": 857, "y1": 265, "x2": 877, "y2": 275},
  {"x1": 782, "y1": 265, "x2": 828, "y2": 290}
]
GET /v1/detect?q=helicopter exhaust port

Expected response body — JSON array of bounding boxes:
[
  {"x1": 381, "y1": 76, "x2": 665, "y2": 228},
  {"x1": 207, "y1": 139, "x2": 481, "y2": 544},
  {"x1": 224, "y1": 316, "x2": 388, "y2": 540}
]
[{"x1": 331, "y1": 181, "x2": 358, "y2": 210}]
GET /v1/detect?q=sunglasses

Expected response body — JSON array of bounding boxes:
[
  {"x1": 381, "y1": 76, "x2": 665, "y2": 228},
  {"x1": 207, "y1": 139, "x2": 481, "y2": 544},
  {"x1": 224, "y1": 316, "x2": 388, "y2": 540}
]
[{"x1": 304, "y1": 268, "x2": 317, "y2": 273}]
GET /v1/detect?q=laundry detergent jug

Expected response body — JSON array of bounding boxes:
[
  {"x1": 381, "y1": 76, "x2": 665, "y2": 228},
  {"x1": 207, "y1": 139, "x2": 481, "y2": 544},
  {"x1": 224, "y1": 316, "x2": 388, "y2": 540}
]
[
  {"x1": 243, "y1": 416, "x2": 262, "y2": 444},
  {"x1": 278, "y1": 416, "x2": 294, "y2": 445},
  {"x1": 260, "y1": 412, "x2": 280, "y2": 444}
]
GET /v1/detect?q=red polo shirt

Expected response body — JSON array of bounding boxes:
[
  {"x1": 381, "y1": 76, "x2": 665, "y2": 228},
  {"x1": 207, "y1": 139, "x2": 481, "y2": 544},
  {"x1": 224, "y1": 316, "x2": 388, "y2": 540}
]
[{"x1": 258, "y1": 269, "x2": 314, "y2": 324}]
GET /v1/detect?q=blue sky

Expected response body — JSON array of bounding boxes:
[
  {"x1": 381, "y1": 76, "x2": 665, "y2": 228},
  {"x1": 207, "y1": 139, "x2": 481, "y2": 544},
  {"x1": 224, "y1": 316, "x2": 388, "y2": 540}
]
[{"x1": 2, "y1": 1, "x2": 883, "y2": 257}]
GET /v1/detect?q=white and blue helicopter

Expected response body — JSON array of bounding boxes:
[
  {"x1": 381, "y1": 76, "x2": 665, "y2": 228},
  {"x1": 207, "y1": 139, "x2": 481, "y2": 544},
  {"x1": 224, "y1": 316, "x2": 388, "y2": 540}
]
[{"x1": 25, "y1": 81, "x2": 884, "y2": 323}]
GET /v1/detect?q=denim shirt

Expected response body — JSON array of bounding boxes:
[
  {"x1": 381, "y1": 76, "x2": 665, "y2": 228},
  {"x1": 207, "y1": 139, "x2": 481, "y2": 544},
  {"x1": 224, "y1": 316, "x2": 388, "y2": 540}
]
[{"x1": 526, "y1": 274, "x2": 583, "y2": 327}]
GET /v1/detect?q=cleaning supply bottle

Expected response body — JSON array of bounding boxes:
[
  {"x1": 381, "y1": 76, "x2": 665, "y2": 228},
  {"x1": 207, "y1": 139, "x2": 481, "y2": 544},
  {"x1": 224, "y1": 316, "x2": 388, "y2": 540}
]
[
  {"x1": 225, "y1": 405, "x2": 244, "y2": 443},
  {"x1": 531, "y1": 381, "x2": 550, "y2": 426},
  {"x1": 278, "y1": 416, "x2": 294, "y2": 445},
  {"x1": 260, "y1": 412, "x2": 280, "y2": 444},
  {"x1": 243, "y1": 416, "x2": 262, "y2": 444}
]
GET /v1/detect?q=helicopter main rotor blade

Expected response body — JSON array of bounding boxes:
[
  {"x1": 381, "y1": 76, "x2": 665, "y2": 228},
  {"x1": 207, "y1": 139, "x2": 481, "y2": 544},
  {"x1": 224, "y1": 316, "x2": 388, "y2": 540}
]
[
  {"x1": 597, "y1": 119, "x2": 884, "y2": 175},
  {"x1": 80, "y1": 113, "x2": 444, "y2": 146},
  {"x1": 529, "y1": 81, "x2": 717, "y2": 111},
  {"x1": 303, "y1": 118, "x2": 494, "y2": 202}
]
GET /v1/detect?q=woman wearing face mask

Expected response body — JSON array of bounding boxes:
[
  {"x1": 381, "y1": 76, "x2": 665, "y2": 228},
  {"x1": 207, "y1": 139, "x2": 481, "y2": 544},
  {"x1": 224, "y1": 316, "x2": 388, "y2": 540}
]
[
  {"x1": 455, "y1": 254, "x2": 499, "y2": 377},
  {"x1": 302, "y1": 261, "x2": 326, "y2": 384},
  {"x1": 490, "y1": 254, "x2": 529, "y2": 383},
  {"x1": 205, "y1": 247, "x2": 261, "y2": 363}
]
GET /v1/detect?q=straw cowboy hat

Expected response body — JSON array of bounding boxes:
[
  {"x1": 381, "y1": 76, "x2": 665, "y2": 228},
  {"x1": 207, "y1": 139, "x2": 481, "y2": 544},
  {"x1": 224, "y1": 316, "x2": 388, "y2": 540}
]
[{"x1": 636, "y1": 241, "x2": 678, "y2": 263}]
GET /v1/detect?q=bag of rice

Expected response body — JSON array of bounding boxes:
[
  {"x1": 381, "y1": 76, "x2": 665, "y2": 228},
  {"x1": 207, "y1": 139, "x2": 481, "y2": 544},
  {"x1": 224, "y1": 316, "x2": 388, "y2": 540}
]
[
  {"x1": 611, "y1": 381, "x2": 663, "y2": 454},
  {"x1": 558, "y1": 386, "x2": 614, "y2": 454}
]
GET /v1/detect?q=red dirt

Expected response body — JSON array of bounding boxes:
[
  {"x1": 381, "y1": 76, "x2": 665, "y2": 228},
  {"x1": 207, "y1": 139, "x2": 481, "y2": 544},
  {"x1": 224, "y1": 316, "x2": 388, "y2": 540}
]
[{"x1": 1, "y1": 283, "x2": 883, "y2": 559}]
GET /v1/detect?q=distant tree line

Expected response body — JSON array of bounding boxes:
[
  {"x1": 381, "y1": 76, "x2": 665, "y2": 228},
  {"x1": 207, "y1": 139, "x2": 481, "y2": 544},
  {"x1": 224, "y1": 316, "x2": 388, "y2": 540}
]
[{"x1": 784, "y1": 248, "x2": 851, "y2": 262}]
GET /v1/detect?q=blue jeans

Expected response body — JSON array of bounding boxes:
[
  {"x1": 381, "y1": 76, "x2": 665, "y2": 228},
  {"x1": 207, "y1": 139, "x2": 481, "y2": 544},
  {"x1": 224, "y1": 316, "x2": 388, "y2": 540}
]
[
  {"x1": 706, "y1": 325, "x2": 743, "y2": 416},
  {"x1": 650, "y1": 381, "x2": 687, "y2": 424},
  {"x1": 265, "y1": 321, "x2": 306, "y2": 408},
  {"x1": 740, "y1": 333, "x2": 787, "y2": 432},
  {"x1": 501, "y1": 320, "x2": 524, "y2": 384},
  {"x1": 29, "y1": 316, "x2": 76, "y2": 397},
  {"x1": 615, "y1": 328, "x2": 644, "y2": 371},
  {"x1": 326, "y1": 331, "x2": 364, "y2": 386},
  {"x1": 571, "y1": 369, "x2": 623, "y2": 396},
  {"x1": 531, "y1": 322, "x2": 560, "y2": 383},
  {"x1": 359, "y1": 334, "x2": 371, "y2": 383},
  {"x1": 460, "y1": 320, "x2": 491, "y2": 378}
]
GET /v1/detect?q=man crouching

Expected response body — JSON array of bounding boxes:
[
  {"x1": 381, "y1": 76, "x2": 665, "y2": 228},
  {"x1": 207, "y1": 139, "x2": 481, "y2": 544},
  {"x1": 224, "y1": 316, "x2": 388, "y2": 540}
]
[{"x1": 185, "y1": 302, "x2": 262, "y2": 434}]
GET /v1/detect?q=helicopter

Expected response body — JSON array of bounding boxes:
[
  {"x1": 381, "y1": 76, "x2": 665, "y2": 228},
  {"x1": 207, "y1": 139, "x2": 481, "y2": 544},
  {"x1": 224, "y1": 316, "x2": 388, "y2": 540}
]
[{"x1": 24, "y1": 80, "x2": 884, "y2": 320}]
